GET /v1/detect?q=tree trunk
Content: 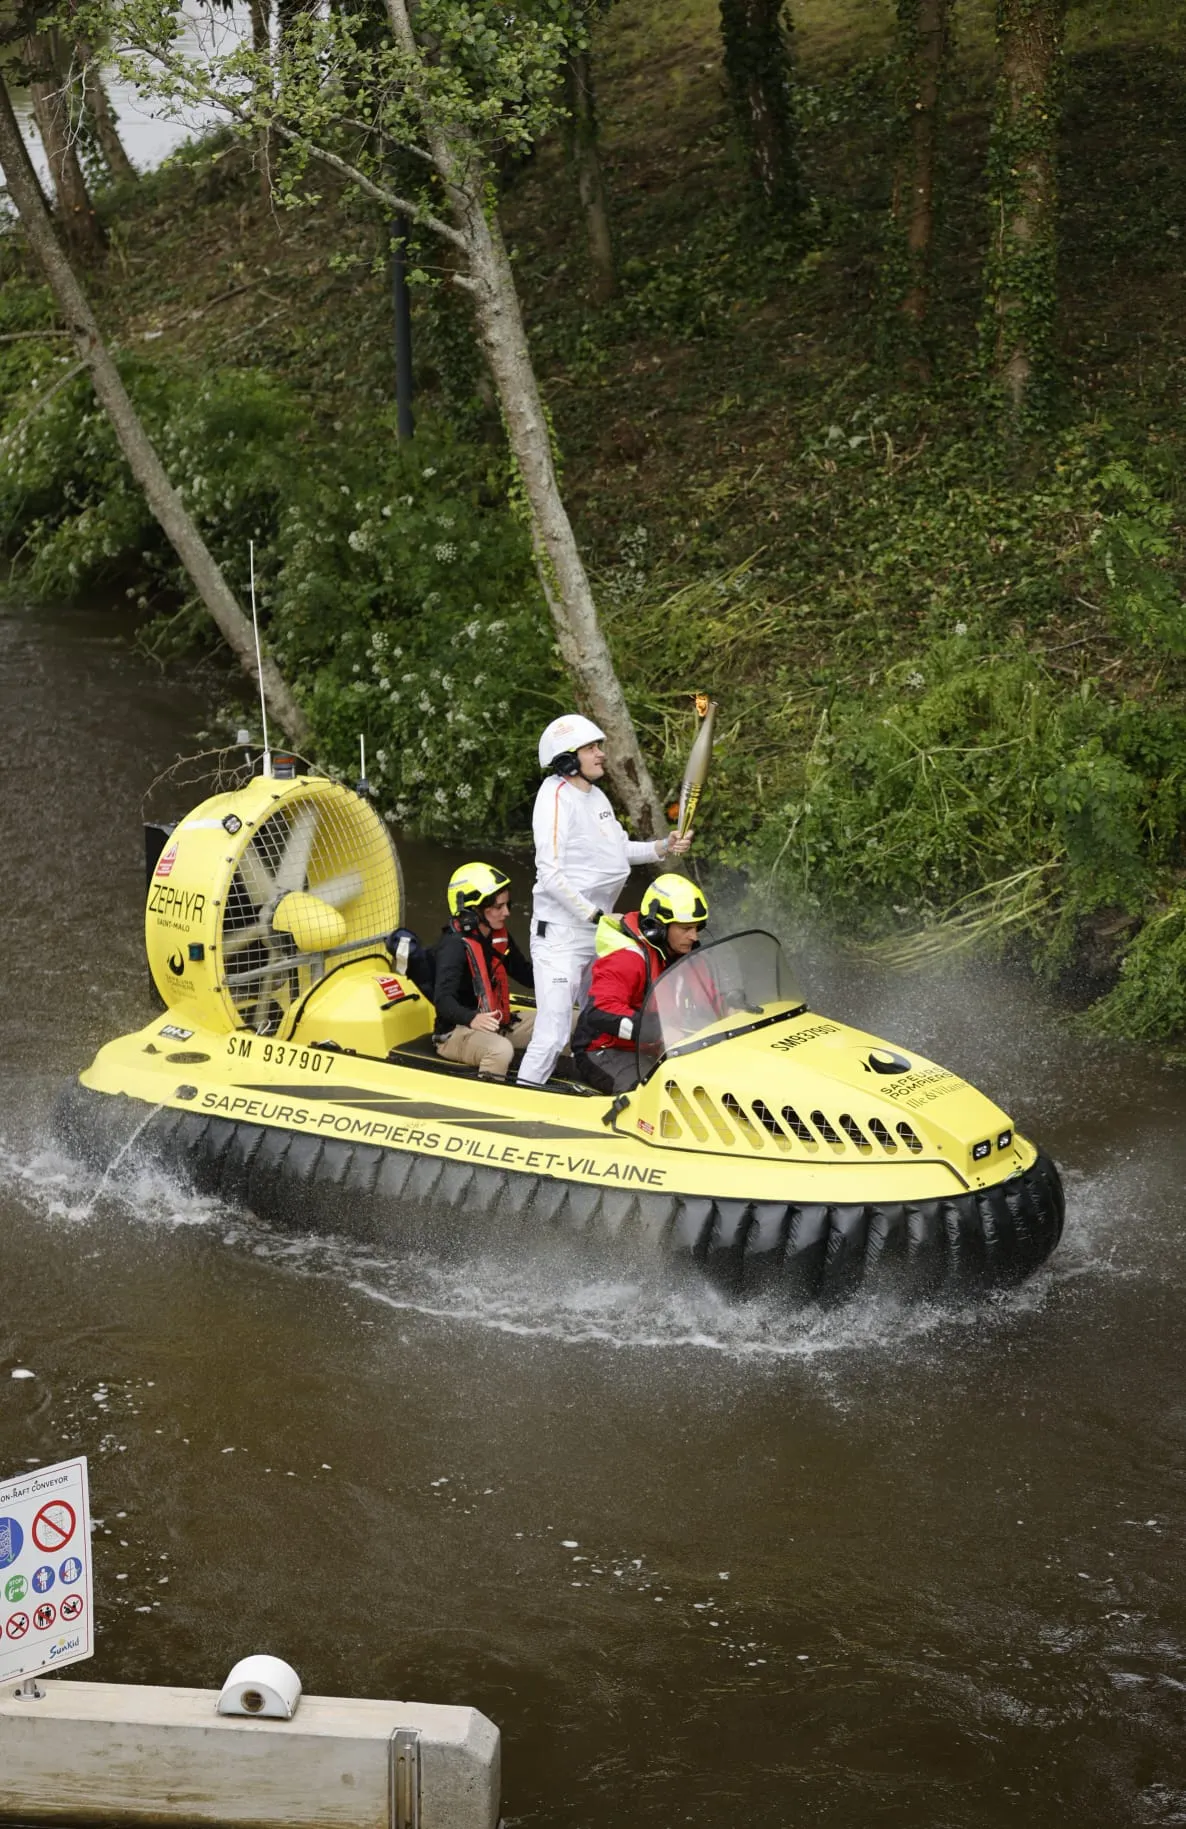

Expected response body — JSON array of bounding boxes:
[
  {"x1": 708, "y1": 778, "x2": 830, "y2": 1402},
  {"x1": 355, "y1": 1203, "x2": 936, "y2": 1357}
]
[
  {"x1": 982, "y1": 0, "x2": 1066, "y2": 419},
  {"x1": 23, "y1": 29, "x2": 105, "y2": 259},
  {"x1": 383, "y1": 0, "x2": 664, "y2": 835},
  {"x1": 0, "y1": 72, "x2": 308, "y2": 745},
  {"x1": 563, "y1": 49, "x2": 615, "y2": 304},
  {"x1": 718, "y1": 0, "x2": 800, "y2": 217},
  {"x1": 250, "y1": 0, "x2": 273, "y2": 199},
  {"x1": 77, "y1": 40, "x2": 137, "y2": 184},
  {"x1": 891, "y1": 0, "x2": 950, "y2": 334}
]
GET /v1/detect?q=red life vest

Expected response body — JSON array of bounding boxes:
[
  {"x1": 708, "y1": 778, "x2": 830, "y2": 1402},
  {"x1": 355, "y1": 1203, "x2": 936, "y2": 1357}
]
[{"x1": 453, "y1": 924, "x2": 512, "y2": 1025}]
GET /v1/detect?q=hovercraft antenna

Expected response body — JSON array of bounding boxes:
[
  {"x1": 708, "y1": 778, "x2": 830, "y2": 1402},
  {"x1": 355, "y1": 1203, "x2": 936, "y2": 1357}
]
[
  {"x1": 356, "y1": 734, "x2": 370, "y2": 799},
  {"x1": 249, "y1": 539, "x2": 272, "y2": 778}
]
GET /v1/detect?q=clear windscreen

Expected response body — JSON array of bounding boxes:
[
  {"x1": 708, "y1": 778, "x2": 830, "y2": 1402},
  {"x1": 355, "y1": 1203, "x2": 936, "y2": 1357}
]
[{"x1": 635, "y1": 931, "x2": 805, "y2": 1075}]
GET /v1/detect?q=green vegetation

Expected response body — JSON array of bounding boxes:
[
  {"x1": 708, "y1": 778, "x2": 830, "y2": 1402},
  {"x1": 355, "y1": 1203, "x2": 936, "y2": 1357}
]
[{"x1": 2, "y1": 0, "x2": 1185, "y2": 1036}]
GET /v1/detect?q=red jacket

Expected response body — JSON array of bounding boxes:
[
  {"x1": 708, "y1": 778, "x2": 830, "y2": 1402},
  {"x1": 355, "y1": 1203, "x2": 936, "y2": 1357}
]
[{"x1": 575, "y1": 913, "x2": 666, "y2": 1054}]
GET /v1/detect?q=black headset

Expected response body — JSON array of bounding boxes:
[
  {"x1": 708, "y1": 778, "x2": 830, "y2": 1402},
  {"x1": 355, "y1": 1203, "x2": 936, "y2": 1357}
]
[{"x1": 549, "y1": 749, "x2": 582, "y2": 778}]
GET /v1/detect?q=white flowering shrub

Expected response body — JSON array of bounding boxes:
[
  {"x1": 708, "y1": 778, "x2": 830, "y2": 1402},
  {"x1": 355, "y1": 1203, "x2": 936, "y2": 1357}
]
[
  {"x1": 272, "y1": 438, "x2": 559, "y2": 836},
  {"x1": 0, "y1": 357, "x2": 560, "y2": 836}
]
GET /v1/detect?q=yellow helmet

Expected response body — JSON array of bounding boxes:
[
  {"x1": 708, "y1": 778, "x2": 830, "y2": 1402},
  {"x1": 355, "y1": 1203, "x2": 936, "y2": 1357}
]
[
  {"x1": 640, "y1": 873, "x2": 708, "y2": 928},
  {"x1": 447, "y1": 862, "x2": 511, "y2": 927}
]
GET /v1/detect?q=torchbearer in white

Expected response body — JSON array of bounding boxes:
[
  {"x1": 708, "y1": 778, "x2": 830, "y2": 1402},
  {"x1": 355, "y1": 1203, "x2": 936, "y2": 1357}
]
[{"x1": 515, "y1": 715, "x2": 693, "y2": 1088}]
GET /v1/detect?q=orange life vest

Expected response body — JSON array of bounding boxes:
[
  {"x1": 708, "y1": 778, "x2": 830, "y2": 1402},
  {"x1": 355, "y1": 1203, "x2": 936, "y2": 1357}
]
[{"x1": 455, "y1": 926, "x2": 512, "y2": 1025}]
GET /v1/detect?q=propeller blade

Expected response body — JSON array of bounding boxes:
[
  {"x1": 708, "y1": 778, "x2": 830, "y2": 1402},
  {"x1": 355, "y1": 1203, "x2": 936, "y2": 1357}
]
[
  {"x1": 273, "y1": 804, "x2": 319, "y2": 897},
  {"x1": 252, "y1": 955, "x2": 295, "y2": 1030},
  {"x1": 221, "y1": 919, "x2": 271, "y2": 957},
  {"x1": 308, "y1": 868, "x2": 363, "y2": 909},
  {"x1": 236, "y1": 842, "x2": 275, "y2": 910}
]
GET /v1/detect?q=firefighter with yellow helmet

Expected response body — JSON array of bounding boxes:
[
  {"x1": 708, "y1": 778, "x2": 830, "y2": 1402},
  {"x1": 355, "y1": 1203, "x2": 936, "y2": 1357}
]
[
  {"x1": 572, "y1": 874, "x2": 709, "y2": 1095},
  {"x1": 433, "y1": 862, "x2": 537, "y2": 1079}
]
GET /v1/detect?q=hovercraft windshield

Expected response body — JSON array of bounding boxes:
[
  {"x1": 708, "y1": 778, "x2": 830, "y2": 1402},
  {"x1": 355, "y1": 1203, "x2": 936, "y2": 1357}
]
[{"x1": 635, "y1": 930, "x2": 807, "y2": 1077}]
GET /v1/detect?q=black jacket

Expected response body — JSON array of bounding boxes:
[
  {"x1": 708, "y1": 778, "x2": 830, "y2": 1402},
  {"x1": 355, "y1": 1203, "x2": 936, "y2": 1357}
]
[{"x1": 432, "y1": 925, "x2": 535, "y2": 1034}]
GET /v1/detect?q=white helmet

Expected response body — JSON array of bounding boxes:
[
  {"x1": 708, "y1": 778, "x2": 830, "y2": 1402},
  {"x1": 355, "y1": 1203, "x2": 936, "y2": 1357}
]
[{"x1": 538, "y1": 713, "x2": 606, "y2": 770}]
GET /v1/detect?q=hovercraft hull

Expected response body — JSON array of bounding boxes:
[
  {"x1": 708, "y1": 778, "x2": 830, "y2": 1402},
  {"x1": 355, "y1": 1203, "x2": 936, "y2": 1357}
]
[{"x1": 55, "y1": 1074, "x2": 1065, "y2": 1304}]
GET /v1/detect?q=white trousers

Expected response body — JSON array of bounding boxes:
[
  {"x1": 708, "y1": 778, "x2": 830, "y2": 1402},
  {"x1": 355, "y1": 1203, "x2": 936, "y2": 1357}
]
[{"x1": 516, "y1": 927, "x2": 595, "y2": 1086}]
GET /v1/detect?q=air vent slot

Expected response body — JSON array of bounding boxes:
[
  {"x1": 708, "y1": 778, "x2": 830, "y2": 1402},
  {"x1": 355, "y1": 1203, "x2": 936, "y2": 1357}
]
[
  {"x1": 839, "y1": 1114, "x2": 872, "y2": 1154},
  {"x1": 896, "y1": 1121, "x2": 924, "y2": 1154},
  {"x1": 721, "y1": 1092, "x2": 763, "y2": 1148},
  {"x1": 753, "y1": 1098, "x2": 792, "y2": 1152},
  {"x1": 811, "y1": 1110, "x2": 844, "y2": 1150},
  {"x1": 868, "y1": 1117, "x2": 897, "y2": 1152},
  {"x1": 659, "y1": 1110, "x2": 682, "y2": 1140},
  {"x1": 694, "y1": 1086, "x2": 735, "y2": 1146},
  {"x1": 781, "y1": 1105, "x2": 817, "y2": 1148},
  {"x1": 664, "y1": 1080, "x2": 709, "y2": 1143}
]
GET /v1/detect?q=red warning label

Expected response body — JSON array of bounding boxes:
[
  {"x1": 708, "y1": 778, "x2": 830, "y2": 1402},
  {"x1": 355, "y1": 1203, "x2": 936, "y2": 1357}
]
[{"x1": 31, "y1": 1500, "x2": 76, "y2": 1553}]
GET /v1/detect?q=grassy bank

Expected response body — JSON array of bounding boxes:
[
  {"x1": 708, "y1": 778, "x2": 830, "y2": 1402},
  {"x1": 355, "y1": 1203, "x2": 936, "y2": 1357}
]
[{"x1": 2, "y1": 0, "x2": 1185, "y2": 1036}]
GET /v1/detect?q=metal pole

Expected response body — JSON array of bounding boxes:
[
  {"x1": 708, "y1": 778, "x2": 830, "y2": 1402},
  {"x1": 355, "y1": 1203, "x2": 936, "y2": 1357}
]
[{"x1": 391, "y1": 211, "x2": 414, "y2": 441}]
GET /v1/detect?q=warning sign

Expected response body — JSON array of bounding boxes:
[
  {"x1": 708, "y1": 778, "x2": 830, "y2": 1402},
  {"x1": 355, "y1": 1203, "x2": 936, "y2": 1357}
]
[
  {"x1": 32, "y1": 1500, "x2": 76, "y2": 1553},
  {"x1": 0, "y1": 1458, "x2": 92, "y2": 1685}
]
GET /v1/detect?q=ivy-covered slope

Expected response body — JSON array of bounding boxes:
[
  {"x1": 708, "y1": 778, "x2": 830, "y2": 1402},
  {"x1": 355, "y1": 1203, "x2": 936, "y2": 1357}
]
[{"x1": 2, "y1": 0, "x2": 1185, "y2": 1036}]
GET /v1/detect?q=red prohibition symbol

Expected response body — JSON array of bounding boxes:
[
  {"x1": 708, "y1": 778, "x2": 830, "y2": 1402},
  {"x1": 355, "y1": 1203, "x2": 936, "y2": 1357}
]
[
  {"x1": 5, "y1": 1611, "x2": 29, "y2": 1639},
  {"x1": 32, "y1": 1500, "x2": 76, "y2": 1553},
  {"x1": 33, "y1": 1603, "x2": 57, "y2": 1631},
  {"x1": 59, "y1": 1594, "x2": 84, "y2": 1623}
]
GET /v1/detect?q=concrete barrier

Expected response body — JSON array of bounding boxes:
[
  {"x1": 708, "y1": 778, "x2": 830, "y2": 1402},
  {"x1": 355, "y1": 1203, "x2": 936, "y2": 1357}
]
[{"x1": 0, "y1": 1679, "x2": 500, "y2": 1829}]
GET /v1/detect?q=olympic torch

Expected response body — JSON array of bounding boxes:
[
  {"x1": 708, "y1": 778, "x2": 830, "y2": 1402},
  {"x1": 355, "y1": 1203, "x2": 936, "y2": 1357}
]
[{"x1": 676, "y1": 696, "x2": 717, "y2": 840}]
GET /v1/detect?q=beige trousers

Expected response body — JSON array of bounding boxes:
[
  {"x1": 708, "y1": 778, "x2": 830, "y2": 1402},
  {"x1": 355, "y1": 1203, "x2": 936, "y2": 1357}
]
[{"x1": 435, "y1": 1008, "x2": 537, "y2": 1079}]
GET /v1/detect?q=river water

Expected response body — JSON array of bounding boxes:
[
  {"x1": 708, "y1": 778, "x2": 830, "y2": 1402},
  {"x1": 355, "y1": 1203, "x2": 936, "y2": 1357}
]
[{"x1": 3, "y1": 598, "x2": 1186, "y2": 1827}]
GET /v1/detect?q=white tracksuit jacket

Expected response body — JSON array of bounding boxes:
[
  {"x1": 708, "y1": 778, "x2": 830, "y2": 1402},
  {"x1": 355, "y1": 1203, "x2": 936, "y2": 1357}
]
[{"x1": 515, "y1": 776, "x2": 665, "y2": 1086}]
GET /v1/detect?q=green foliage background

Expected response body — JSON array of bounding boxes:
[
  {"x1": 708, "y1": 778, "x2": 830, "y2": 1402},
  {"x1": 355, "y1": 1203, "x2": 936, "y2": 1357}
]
[{"x1": 2, "y1": 0, "x2": 1186, "y2": 1038}]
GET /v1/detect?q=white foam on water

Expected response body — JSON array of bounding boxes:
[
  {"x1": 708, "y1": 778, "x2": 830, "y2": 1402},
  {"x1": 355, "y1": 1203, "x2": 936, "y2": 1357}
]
[
  {"x1": 0, "y1": 1133, "x2": 227, "y2": 1231},
  {"x1": 342, "y1": 1258, "x2": 1000, "y2": 1362},
  {"x1": 0, "y1": 1119, "x2": 1167, "y2": 1365}
]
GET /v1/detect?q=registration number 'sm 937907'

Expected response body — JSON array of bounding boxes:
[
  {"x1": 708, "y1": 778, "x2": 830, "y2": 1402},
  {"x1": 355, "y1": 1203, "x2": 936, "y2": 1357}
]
[{"x1": 225, "y1": 1036, "x2": 336, "y2": 1074}]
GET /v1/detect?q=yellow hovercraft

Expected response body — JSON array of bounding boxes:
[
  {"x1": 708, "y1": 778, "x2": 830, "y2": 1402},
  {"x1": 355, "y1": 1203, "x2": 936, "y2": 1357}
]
[{"x1": 58, "y1": 770, "x2": 1064, "y2": 1300}]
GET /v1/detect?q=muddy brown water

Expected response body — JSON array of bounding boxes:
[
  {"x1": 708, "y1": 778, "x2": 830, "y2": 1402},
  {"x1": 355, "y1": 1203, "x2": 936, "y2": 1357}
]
[{"x1": 3, "y1": 599, "x2": 1186, "y2": 1827}]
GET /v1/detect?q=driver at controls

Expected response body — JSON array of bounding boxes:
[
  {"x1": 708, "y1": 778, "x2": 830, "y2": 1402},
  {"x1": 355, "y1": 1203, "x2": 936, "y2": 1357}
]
[
  {"x1": 572, "y1": 874, "x2": 709, "y2": 1095},
  {"x1": 515, "y1": 715, "x2": 692, "y2": 1088}
]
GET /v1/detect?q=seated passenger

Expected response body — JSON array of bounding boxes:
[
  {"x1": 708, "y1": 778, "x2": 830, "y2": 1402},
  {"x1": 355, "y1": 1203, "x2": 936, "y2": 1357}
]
[
  {"x1": 433, "y1": 864, "x2": 536, "y2": 1080},
  {"x1": 572, "y1": 874, "x2": 709, "y2": 1095}
]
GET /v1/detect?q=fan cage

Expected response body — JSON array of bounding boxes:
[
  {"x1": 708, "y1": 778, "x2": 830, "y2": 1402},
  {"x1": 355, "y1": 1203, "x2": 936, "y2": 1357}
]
[{"x1": 219, "y1": 786, "x2": 400, "y2": 1033}]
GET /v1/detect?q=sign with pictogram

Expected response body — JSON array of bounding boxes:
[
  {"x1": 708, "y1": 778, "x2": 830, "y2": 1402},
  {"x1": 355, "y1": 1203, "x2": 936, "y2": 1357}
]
[
  {"x1": 0, "y1": 1517, "x2": 23, "y2": 1568},
  {"x1": 0, "y1": 1458, "x2": 92, "y2": 1684},
  {"x1": 32, "y1": 1500, "x2": 76, "y2": 1553}
]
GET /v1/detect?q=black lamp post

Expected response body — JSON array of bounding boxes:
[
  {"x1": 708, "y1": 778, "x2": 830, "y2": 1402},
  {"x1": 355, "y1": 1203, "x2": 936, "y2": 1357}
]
[{"x1": 391, "y1": 211, "x2": 414, "y2": 440}]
